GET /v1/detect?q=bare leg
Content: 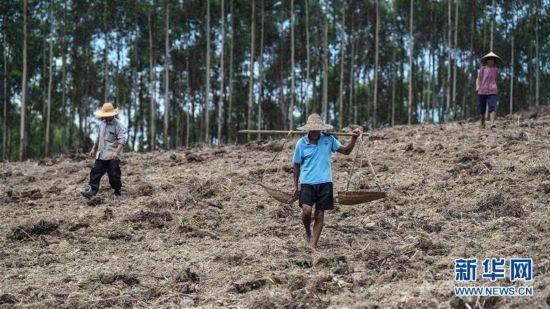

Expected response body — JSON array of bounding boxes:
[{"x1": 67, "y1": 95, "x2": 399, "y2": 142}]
[
  {"x1": 490, "y1": 111, "x2": 496, "y2": 124},
  {"x1": 301, "y1": 204, "x2": 313, "y2": 246},
  {"x1": 480, "y1": 115, "x2": 486, "y2": 129},
  {"x1": 311, "y1": 210, "x2": 325, "y2": 250}
]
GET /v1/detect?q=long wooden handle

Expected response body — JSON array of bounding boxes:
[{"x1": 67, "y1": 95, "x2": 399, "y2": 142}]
[{"x1": 238, "y1": 130, "x2": 361, "y2": 137}]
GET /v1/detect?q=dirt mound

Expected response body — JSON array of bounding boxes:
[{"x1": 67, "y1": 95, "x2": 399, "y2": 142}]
[
  {"x1": 99, "y1": 273, "x2": 140, "y2": 285},
  {"x1": 1, "y1": 107, "x2": 549, "y2": 307},
  {"x1": 127, "y1": 210, "x2": 173, "y2": 228},
  {"x1": 7, "y1": 219, "x2": 59, "y2": 241},
  {"x1": 474, "y1": 193, "x2": 525, "y2": 218}
]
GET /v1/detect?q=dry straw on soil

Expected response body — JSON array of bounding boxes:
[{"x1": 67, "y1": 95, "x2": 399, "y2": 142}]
[{"x1": 0, "y1": 107, "x2": 549, "y2": 307}]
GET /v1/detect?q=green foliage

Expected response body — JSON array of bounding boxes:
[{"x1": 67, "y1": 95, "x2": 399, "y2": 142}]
[{"x1": 0, "y1": 0, "x2": 547, "y2": 160}]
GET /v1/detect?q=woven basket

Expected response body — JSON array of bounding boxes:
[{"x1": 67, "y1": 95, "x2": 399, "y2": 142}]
[
  {"x1": 260, "y1": 184, "x2": 299, "y2": 204},
  {"x1": 338, "y1": 191, "x2": 386, "y2": 205}
]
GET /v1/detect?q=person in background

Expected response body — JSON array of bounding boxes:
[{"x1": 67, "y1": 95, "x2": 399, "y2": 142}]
[
  {"x1": 476, "y1": 51, "x2": 502, "y2": 129},
  {"x1": 81, "y1": 103, "x2": 127, "y2": 199}
]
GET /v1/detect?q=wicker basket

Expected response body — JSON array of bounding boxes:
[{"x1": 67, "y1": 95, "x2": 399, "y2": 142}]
[
  {"x1": 260, "y1": 184, "x2": 299, "y2": 204},
  {"x1": 338, "y1": 191, "x2": 386, "y2": 205}
]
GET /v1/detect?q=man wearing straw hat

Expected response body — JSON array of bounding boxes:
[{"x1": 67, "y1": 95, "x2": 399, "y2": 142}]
[
  {"x1": 81, "y1": 103, "x2": 127, "y2": 199},
  {"x1": 292, "y1": 114, "x2": 361, "y2": 250},
  {"x1": 476, "y1": 51, "x2": 502, "y2": 129}
]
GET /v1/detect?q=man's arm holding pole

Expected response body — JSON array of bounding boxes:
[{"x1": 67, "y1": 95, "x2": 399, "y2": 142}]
[{"x1": 337, "y1": 128, "x2": 361, "y2": 155}]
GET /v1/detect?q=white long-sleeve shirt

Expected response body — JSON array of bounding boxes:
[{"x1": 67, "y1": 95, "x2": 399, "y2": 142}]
[{"x1": 94, "y1": 118, "x2": 127, "y2": 160}]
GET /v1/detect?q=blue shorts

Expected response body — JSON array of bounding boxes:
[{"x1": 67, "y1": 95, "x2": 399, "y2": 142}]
[{"x1": 478, "y1": 94, "x2": 497, "y2": 115}]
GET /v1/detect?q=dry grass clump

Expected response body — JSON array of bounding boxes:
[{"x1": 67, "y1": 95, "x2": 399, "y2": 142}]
[{"x1": 0, "y1": 107, "x2": 548, "y2": 307}]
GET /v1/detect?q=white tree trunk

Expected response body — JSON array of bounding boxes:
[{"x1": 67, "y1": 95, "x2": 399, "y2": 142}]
[
  {"x1": 164, "y1": 4, "x2": 170, "y2": 148},
  {"x1": 305, "y1": 0, "x2": 310, "y2": 117},
  {"x1": 407, "y1": 0, "x2": 413, "y2": 125},
  {"x1": 373, "y1": 0, "x2": 379, "y2": 128},
  {"x1": 510, "y1": 33, "x2": 514, "y2": 115},
  {"x1": 452, "y1": 0, "x2": 458, "y2": 112},
  {"x1": 490, "y1": 0, "x2": 495, "y2": 51},
  {"x1": 445, "y1": 0, "x2": 451, "y2": 121},
  {"x1": 148, "y1": 7, "x2": 156, "y2": 150},
  {"x1": 3, "y1": 29, "x2": 7, "y2": 160},
  {"x1": 59, "y1": 1, "x2": 67, "y2": 150},
  {"x1": 534, "y1": 0, "x2": 539, "y2": 106},
  {"x1": 290, "y1": 0, "x2": 295, "y2": 129},
  {"x1": 391, "y1": 40, "x2": 396, "y2": 127},
  {"x1": 218, "y1": 0, "x2": 225, "y2": 143},
  {"x1": 322, "y1": 2, "x2": 328, "y2": 123},
  {"x1": 227, "y1": 0, "x2": 234, "y2": 141},
  {"x1": 338, "y1": 7, "x2": 345, "y2": 129},
  {"x1": 348, "y1": 26, "x2": 355, "y2": 126},
  {"x1": 246, "y1": 0, "x2": 255, "y2": 141},
  {"x1": 45, "y1": 0, "x2": 54, "y2": 157},
  {"x1": 20, "y1": 0, "x2": 28, "y2": 160},
  {"x1": 103, "y1": 3, "x2": 109, "y2": 103},
  {"x1": 257, "y1": 0, "x2": 264, "y2": 138},
  {"x1": 205, "y1": 0, "x2": 211, "y2": 143}
]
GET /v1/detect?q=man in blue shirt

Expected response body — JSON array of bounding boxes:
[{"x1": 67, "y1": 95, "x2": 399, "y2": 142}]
[{"x1": 292, "y1": 114, "x2": 361, "y2": 250}]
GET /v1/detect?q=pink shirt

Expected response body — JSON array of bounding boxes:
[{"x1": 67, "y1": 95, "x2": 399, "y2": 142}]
[{"x1": 477, "y1": 66, "x2": 499, "y2": 95}]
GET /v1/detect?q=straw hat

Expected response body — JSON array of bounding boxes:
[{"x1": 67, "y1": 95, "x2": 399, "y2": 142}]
[
  {"x1": 93, "y1": 102, "x2": 118, "y2": 118},
  {"x1": 297, "y1": 113, "x2": 333, "y2": 131},
  {"x1": 481, "y1": 51, "x2": 502, "y2": 64}
]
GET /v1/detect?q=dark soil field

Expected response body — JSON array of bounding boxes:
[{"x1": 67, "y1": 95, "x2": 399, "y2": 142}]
[{"x1": 1, "y1": 108, "x2": 549, "y2": 308}]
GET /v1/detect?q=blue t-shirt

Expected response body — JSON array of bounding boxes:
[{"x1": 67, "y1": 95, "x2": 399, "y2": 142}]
[{"x1": 292, "y1": 134, "x2": 342, "y2": 185}]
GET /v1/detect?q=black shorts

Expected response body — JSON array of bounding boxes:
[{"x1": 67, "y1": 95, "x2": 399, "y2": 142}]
[{"x1": 299, "y1": 182, "x2": 334, "y2": 211}]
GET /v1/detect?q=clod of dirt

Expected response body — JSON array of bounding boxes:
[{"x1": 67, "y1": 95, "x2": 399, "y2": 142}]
[
  {"x1": 136, "y1": 183, "x2": 154, "y2": 196},
  {"x1": 539, "y1": 182, "x2": 550, "y2": 194},
  {"x1": 143, "y1": 287, "x2": 164, "y2": 300},
  {"x1": 187, "y1": 176, "x2": 227, "y2": 199},
  {"x1": 107, "y1": 231, "x2": 132, "y2": 241},
  {"x1": 505, "y1": 131, "x2": 529, "y2": 141},
  {"x1": 415, "y1": 233, "x2": 447, "y2": 255},
  {"x1": 246, "y1": 140, "x2": 284, "y2": 152},
  {"x1": 67, "y1": 150, "x2": 87, "y2": 161},
  {"x1": 207, "y1": 199, "x2": 223, "y2": 209},
  {"x1": 213, "y1": 149, "x2": 227, "y2": 156},
  {"x1": 186, "y1": 152, "x2": 205, "y2": 162},
  {"x1": 102, "y1": 208, "x2": 114, "y2": 220},
  {"x1": 474, "y1": 193, "x2": 525, "y2": 218},
  {"x1": 233, "y1": 278, "x2": 268, "y2": 293},
  {"x1": 87, "y1": 196, "x2": 104, "y2": 207},
  {"x1": 178, "y1": 225, "x2": 218, "y2": 239},
  {"x1": 455, "y1": 149, "x2": 481, "y2": 164},
  {"x1": 310, "y1": 274, "x2": 341, "y2": 294},
  {"x1": 368, "y1": 134, "x2": 385, "y2": 141},
  {"x1": 315, "y1": 255, "x2": 350, "y2": 275},
  {"x1": 46, "y1": 185, "x2": 63, "y2": 194},
  {"x1": 526, "y1": 166, "x2": 549, "y2": 176},
  {"x1": 249, "y1": 167, "x2": 277, "y2": 178},
  {"x1": 127, "y1": 210, "x2": 173, "y2": 228},
  {"x1": 404, "y1": 143, "x2": 414, "y2": 152},
  {"x1": 7, "y1": 220, "x2": 59, "y2": 241},
  {"x1": 174, "y1": 268, "x2": 200, "y2": 283},
  {"x1": 294, "y1": 259, "x2": 313, "y2": 268},
  {"x1": 19, "y1": 188, "x2": 42, "y2": 200},
  {"x1": 169, "y1": 154, "x2": 182, "y2": 163},
  {"x1": 68, "y1": 222, "x2": 90, "y2": 231},
  {"x1": 250, "y1": 296, "x2": 280, "y2": 309},
  {"x1": 449, "y1": 297, "x2": 466, "y2": 309},
  {"x1": 0, "y1": 293, "x2": 18, "y2": 304},
  {"x1": 99, "y1": 273, "x2": 140, "y2": 285}
]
